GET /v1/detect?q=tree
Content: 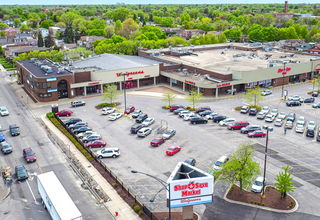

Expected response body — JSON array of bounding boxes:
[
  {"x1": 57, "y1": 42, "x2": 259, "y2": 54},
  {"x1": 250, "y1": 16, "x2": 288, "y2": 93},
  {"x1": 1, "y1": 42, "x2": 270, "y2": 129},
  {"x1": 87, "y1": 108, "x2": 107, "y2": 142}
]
[
  {"x1": 101, "y1": 84, "x2": 120, "y2": 106},
  {"x1": 64, "y1": 24, "x2": 74, "y2": 43},
  {"x1": 112, "y1": 7, "x2": 131, "y2": 22},
  {"x1": 243, "y1": 86, "x2": 265, "y2": 107},
  {"x1": 213, "y1": 144, "x2": 260, "y2": 195},
  {"x1": 40, "y1": 20, "x2": 54, "y2": 29},
  {"x1": 14, "y1": 18, "x2": 21, "y2": 27},
  {"x1": 37, "y1": 32, "x2": 44, "y2": 47},
  {"x1": 312, "y1": 75, "x2": 320, "y2": 91},
  {"x1": 0, "y1": 45, "x2": 4, "y2": 55},
  {"x1": 274, "y1": 165, "x2": 296, "y2": 199},
  {"x1": 45, "y1": 35, "x2": 55, "y2": 48},
  {"x1": 105, "y1": 25, "x2": 114, "y2": 38},
  {"x1": 114, "y1": 20, "x2": 123, "y2": 34},
  {"x1": 56, "y1": 22, "x2": 66, "y2": 28},
  {"x1": 19, "y1": 24, "x2": 29, "y2": 32},
  {"x1": 185, "y1": 89, "x2": 203, "y2": 109},
  {"x1": 0, "y1": 22, "x2": 8, "y2": 31},
  {"x1": 161, "y1": 90, "x2": 177, "y2": 106}
]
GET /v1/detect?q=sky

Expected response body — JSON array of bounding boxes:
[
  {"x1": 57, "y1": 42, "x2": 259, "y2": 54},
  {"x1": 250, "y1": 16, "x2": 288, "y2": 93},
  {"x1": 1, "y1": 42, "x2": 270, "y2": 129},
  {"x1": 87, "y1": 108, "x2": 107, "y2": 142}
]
[{"x1": 2, "y1": 0, "x2": 320, "y2": 5}]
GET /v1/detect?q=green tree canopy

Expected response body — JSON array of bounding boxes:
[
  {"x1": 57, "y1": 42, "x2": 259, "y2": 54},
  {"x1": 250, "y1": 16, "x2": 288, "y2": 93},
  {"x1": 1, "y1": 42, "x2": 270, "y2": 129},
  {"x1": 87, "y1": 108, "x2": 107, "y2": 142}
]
[
  {"x1": 161, "y1": 90, "x2": 177, "y2": 106},
  {"x1": 274, "y1": 165, "x2": 297, "y2": 199},
  {"x1": 243, "y1": 86, "x2": 265, "y2": 106},
  {"x1": 185, "y1": 89, "x2": 203, "y2": 109}
]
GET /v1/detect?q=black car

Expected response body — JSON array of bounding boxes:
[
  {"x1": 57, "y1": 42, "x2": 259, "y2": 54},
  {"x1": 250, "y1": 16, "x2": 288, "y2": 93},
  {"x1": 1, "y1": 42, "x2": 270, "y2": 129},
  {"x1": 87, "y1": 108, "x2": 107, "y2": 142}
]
[
  {"x1": 135, "y1": 113, "x2": 148, "y2": 123},
  {"x1": 300, "y1": 97, "x2": 315, "y2": 103},
  {"x1": 73, "y1": 127, "x2": 92, "y2": 134},
  {"x1": 174, "y1": 108, "x2": 186, "y2": 114},
  {"x1": 15, "y1": 164, "x2": 28, "y2": 181},
  {"x1": 184, "y1": 157, "x2": 196, "y2": 166},
  {"x1": 240, "y1": 125, "x2": 261, "y2": 134},
  {"x1": 312, "y1": 91, "x2": 319, "y2": 97},
  {"x1": 306, "y1": 129, "x2": 315, "y2": 137},
  {"x1": 199, "y1": 110, "x2": 214, "y2": 117},
  {"x1": 287, "y1": 112, "x2": 296, "y2": 122},
  {"x1": 190, "y1": 117, "x2": 208, "y2": 124},
  {"x1": 317, "y1": 131, "x2": 320, "y2": 142},
  {"x1": 286, "y1": 101, "x2": 301, "y2": 107},
  {"x1": 249, "y1": 108, "x2": 258, "y2": 116},
  {"x1": 65, "y1": 118, "x2": 82, "y2": 126},
  {"x1": 130, "y1": 124, "x2": 144, "y2": 134},
  {"x1": 213, "y1": 115, "x2": 227, "y2": 123}
]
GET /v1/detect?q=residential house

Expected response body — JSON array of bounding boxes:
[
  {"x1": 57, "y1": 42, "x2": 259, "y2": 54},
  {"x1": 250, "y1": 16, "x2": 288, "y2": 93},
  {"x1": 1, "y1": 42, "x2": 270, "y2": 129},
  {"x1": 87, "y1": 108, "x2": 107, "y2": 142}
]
[
  {"x1": 84, "y1": 36, "x2": 106, "y2": 49},
  {"x1": 38, "y1": 28, "x2": 49, "y2": 37},
  {"x1": 293, "y1": 13, "x2": 312, "y2": 18},
  {"x1": 4, "y1": 28, "x2": 19, "y2": 37},
  {"x1": 284, "y1": 39, "x2": 306, "y2": 51},
  {"x1": 182, "y1": 29, "x2": 205, "y2": 39},
  {"x1": 9, "y1": 46, "x2": 50, "y2": 58},
  {"x1": 14, "y1": 33, "x2": 30, "y2": 43},
  {"x1": 308, "y1": 44, "x2": 320, "y2": 54},
  {"x1": 3, "y1": 19, "x2": 14, "y2": 26},
  {"x1": 21, "y1": 30, "x2": 35, "y2": 38},
  {"x1": 63, "y1": 43, "x2": 78, "y2": 50},
  {"x1": 49, "y1": 26, "x2": 61, "y2": 37},
  {"x1": 296, "y1": 43, "x2": 315, "y2": 51}
]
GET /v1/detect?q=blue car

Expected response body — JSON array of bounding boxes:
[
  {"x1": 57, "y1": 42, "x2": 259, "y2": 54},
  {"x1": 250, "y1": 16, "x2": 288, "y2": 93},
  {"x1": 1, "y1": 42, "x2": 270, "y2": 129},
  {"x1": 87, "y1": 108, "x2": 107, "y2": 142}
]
[{"x1": 0, "y1": 132, "x2": 5, "y2": 142}]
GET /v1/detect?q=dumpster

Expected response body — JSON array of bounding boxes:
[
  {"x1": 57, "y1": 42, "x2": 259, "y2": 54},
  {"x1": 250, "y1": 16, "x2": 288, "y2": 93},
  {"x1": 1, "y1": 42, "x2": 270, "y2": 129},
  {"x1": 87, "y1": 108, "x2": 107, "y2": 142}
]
[{"x1": 51, "y1": 104, "x2": 59, "y2": 113}]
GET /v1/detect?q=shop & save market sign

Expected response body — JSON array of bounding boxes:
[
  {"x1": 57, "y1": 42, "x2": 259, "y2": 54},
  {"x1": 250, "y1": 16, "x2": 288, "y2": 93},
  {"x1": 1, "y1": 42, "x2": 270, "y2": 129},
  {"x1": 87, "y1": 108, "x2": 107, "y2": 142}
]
[{"x1": 116, "y1": 71, "x2": 145, "y2": 77}]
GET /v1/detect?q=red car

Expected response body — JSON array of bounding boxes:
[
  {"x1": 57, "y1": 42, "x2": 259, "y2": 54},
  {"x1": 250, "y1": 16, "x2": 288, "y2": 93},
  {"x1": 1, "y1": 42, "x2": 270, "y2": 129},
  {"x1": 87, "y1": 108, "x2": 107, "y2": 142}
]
[
  {"x1": 248, "y1": 130, "x2": 266, "y2": 138},
  {"x1": 166, "y1": 146, "x2": 181, "y2": 155},
  {"x1": 56, "y1": 109, "x2": 73, "y2": 117},
  {"x1": 23, "y1": 148, "x2": 37, "y2": 163},
  {"x1": 124, "y1": 105, "x2": 135, "y2": 114},
  {"x1": 150, "y1": 137, "x2": 165, "y2": 147},
  {"x1": 87, "y1": 140, "x2": 106, "y2": 148},
  {"x1": 170, "y1": 105, "x2": 185, "y2": 112}
]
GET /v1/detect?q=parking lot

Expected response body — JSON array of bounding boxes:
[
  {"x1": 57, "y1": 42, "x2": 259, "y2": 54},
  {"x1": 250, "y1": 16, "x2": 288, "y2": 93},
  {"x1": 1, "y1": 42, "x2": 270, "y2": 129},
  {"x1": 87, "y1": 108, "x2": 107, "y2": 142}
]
[{"x1": 55, "y1": 83, "x2": 320, "y2": 215}]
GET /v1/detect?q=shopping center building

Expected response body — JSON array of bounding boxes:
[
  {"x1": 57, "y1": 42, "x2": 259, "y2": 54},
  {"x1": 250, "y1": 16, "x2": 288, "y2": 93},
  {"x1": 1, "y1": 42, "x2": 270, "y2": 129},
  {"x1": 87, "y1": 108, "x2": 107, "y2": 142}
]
[{"x1": 16, "y1": 43, "x2": 320, "y2": 102}]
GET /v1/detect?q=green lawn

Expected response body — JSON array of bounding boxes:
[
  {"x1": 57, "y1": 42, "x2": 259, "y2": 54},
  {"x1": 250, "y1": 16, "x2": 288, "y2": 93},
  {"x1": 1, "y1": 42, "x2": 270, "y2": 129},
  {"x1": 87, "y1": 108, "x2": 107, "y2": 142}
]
[{"x1": 0, "y1": 57, "x2": 14, "y2": 70}]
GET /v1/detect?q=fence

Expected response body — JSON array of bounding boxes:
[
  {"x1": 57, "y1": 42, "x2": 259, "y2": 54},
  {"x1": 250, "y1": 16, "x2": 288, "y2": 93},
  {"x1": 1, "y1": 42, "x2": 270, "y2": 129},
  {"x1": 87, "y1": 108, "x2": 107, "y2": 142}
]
[{"x1": 55, "y1": 115, "x2": 161, "y2": 220}]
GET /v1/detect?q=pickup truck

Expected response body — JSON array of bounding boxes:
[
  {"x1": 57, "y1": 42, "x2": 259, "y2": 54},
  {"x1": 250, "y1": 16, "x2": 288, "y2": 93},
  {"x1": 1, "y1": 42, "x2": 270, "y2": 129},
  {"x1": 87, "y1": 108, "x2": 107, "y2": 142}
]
[{"x1": 71, "y1": 100, "x2": 86, "y2": 107}]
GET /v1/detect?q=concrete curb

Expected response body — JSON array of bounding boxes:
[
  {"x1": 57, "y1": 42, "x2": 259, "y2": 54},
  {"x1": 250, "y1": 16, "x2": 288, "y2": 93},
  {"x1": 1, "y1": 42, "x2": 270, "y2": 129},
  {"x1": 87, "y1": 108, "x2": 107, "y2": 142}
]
[
  {"x1": 223, "y1": 184, "x2": 299, "y2": 213},
  {"x1": 0, "y1": 187, "x2": 11, "y2": 201}
]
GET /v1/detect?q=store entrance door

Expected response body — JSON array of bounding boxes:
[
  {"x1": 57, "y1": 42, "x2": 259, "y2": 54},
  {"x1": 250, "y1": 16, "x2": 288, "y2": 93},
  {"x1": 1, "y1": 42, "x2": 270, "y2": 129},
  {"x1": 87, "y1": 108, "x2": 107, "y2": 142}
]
[{"x1": 58, "y1": 80, "x2": 68, "y2": 99}]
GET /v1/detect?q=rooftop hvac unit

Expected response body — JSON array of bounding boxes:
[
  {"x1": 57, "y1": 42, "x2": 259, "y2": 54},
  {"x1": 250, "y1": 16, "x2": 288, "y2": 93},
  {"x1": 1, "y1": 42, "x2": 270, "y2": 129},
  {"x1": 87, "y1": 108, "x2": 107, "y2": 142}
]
[{"x1": 57, "y1": 67, "x2": 65, "y2": 74}]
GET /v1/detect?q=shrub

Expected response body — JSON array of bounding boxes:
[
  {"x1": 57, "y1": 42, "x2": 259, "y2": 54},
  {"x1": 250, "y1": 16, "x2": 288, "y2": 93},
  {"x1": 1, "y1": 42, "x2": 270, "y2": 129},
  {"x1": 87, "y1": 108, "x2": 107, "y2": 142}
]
[
  {"x1": 187, "y1": 106, "x2": 191, "y2": 109},
  {"x1": 262, "y1": 203, "x2": 265, "y2": 206},
  {"x1": 138, "y1": 210, "x2": 144, "y2": 216},
  {"x1": 258, "y1": 202, "x2": 261, "y2": 205},
  {"x1": 291, "y1": 201, "x2": 294, "y2": 205},
  {"x1": 251, "y1": 200, "x2": 253, "y2": 203},
  {"x1": 98, "y1": 103, "x2": 110, "y2": 107},
  {"x1": 113, "y1": 183, "x2": 118, "y2": 188},
  {"x1": 235, "y1": 106, "x2": 242, "y2": 111},
  {"x1": 166, "y1": 105, "x2": 170, "y2": 109},
  {"x1": 121, "y1": 193, "x2": 126, "y2": 198},
  {"x1": 267, "y1": 186, "x2": 270, "y2": 191},
  {"x1": 134, "y1": 205, "x2": 140, "y2": 212},
  {"x1": 132, "y1": 202, "x2": 136, "y2": 207},
  {"x1": 255, "y1": 201, "x2": 257, "y2": 204},
  {"x1": 46, "y1": 112, "x2": 55, "y2": 118}
]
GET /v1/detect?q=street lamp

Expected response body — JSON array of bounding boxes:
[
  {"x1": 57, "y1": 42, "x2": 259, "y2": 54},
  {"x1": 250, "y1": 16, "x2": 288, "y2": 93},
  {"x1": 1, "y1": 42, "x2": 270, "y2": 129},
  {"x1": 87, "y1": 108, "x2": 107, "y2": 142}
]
[
  {"x1": 121, "y1": 73, "x2": 128, "y2": 113},
  {"x1": 261, "y1": 125, "x2": 273, "y2": 198},
  {"x1": 131, "y1": 170, "x2": 171, "y2": 220}
]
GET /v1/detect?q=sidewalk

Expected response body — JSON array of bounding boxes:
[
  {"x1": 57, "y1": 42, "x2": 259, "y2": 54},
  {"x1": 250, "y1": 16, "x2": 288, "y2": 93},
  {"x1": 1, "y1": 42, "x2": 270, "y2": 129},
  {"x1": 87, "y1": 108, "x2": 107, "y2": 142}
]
[{"x1": 40, "y1": 115, "x2": 140, "y2": 220}]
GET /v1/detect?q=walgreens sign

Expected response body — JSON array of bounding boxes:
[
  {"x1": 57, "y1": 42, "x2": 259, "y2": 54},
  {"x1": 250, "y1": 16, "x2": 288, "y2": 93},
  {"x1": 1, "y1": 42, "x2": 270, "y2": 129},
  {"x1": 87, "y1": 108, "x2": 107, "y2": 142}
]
[
  {"x1": 170, "y1": 195, "x2": 212, "y2": 208},
  {"x1": 116, "y1": 71, "x2": 145, "y2": 77}
]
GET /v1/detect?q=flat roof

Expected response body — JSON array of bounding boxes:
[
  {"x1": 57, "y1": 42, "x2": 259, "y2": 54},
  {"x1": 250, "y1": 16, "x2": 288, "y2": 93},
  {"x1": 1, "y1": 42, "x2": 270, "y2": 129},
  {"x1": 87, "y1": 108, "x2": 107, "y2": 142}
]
[
  {"x1": 17, "y1": 59, "x2": 73, "y2": 78},
  {"x1": 158, "y1": 49, "x2": 313, "y2": 74},
  {"x1": 72, "y1": 53, "x2": 162, "y2": 72}
]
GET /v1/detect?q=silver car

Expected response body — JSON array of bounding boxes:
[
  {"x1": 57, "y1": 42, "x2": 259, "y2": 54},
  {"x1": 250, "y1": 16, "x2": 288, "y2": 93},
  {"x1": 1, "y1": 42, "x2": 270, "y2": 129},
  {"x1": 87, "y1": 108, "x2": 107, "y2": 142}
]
[
  {"x1": 142, "y1": 118, "x2": 155, "y2": 127},
  {"x1": 270, "y1": 109, "x2": 278, "y2": 117},
  {"x1": 265, "y1": 114, "x2": 275, "y2": 122},
  {"x1": 297, "y1": 116, "x2": 305, "y2": 125},
  {"x1": 261, "y1": 106, "x2": 270, "y2": 114},
  {"x1": 288, "y1": 95, "x2": 301, "y2": 101},
  {"x1": 101, "y1": 107, "x2": 115, "y2": 115},
  {"x1": 163, "y1": 129, "x2": 176, "y2": 139},
  {"x1": 307, "y1": 121, "x2": 316, "y2": 130},
  {"x1": 261, "y1": 90, "x2": 272, "y2": 96},
  {"x1": 274, "y1": 118, "x2": 283, "y2": 127},
  {"x1": 109, "y1": 113, "x2": 123, "y2": 121},
  {"x1": 295, "y1": 124, "x2": 304, "y2": 133},
  {"x1": 137, "y1": 127, "x2": 152, "y2": 137},
  {"x1": 278, "y1": 112, "x2": 287, "y2": 120},
  {"x1": 82, "y1": 135, "x2": 102, "y2": 143}
]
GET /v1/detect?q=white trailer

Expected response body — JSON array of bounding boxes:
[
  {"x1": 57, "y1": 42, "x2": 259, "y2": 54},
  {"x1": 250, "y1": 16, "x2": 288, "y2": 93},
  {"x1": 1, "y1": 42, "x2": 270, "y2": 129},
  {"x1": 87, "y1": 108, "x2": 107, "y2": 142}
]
[{"x1": 37, "y1": 171, "x2": 82, "y2": 220}]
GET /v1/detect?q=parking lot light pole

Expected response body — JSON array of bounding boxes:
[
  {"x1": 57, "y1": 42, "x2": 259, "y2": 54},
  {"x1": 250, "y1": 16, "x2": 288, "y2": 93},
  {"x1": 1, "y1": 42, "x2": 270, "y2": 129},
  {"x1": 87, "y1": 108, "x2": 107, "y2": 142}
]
[
  {"x1": 121, "y1": 73, "x2": 128, "y2": 113},
  {"x1": 131, "y1": 170, "x2": 171, "y2": 220},
  {"x1": 262, "y1": 125, "x2": 273, "y2": 198}
]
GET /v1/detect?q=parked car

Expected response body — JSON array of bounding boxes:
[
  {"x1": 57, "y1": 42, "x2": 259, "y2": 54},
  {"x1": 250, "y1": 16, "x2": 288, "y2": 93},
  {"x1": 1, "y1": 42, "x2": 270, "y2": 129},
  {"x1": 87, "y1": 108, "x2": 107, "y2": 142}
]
[
  {"x1": 306, "y1": 128, "x2": 315, "y2": 137},
  {"x1": 285, "y1": 120, "x2": 293, "y2": 129},
  {"x1": 287, "y1": 112, "x2": 296, "y2": 122},
  {"x1": 261, "y1": 106, "x2": 270, "y2": 114},
  {"x1": 170, "y1": 105, "x2": 185, "y2": 112},
  {"x1": 274, "y1": 119, "x2": 284, "y2": 127},
  {"x1": 190, "y1": 117, "x2": 208, "y2": 124},
  {"x1": 56, "y1": 109, "x2": 73, "y2": 117},
  {"x1": 9, "y1": 124, "x2": 19, "y2": 136},
  {"x1": 174, "y1": 108, "x2": 187, "y2": 115},
  {"x1": 184, "y1": 157, "x2": 196, "y2": 166},
  {"x1": 166, "y1": 146, "x2": 181, "y2": 156},
  {"x1": 312, "y1": 102, "x2": 320, "y2": 108},
  {"x1": 219, "y1": 118, "x2": 236, "y2": 126},
  {"x1": 300, "y1": 97, "x2": 315, "y2": 103},
  {"x1": 195, "y1": 106, "x2": 211, "y2": 113},
  {"x1": 248, "y1": 130, "x2": 266, "y2": 138},
  {"x1": 124, "y1": 105, "x2": 135, "y2": 114},
  {"x1": 307, "y1": 121, "x2": 316, "y2": 130},
  {"x1": 0, "y1": 141, "x2": 12, "y2": 154},
  {"x1": 265, "y1": 114, "x2": 275, "y2": 122},
  {"x1": 205, "y1": 112, "x2": 219, "y2": 120},
  {"x1": 150, "y1": 137, "x2": 165, "y2": 147},
  {"x1": 77, "y1": 131, "x2": 97, "y2": 139},
  {"x1": 137, "y1": 127, "x2": 152, "y2": 137},
  {"x1": 286, "y1": 101, "x2": 301, "y2": 107},
  {"x1": 249, "y1": 108, "x2": 258, "y2": 116},
  {"x1": 109, "y1": 113, "x2": 123, "y2": 121},
  {"x1": 23, "y1": 148, "x2": 36, "y2": 163},
  {"x1": 312, "y1": 91, "x2": 319, "y2": 97},
  {"x1": 227, "y1": 121, "x2": 250, "y2": 130},
  {"x1": 179, "y1": 110, "x2": 191, "y2": 118},
  {"x1": 213, "y1": 115, "x2": 227, "y2": 123},
  {"x1": 87, "y1": 140, "x2": 106, "y2": 148},
  {"x1": 0, "y1": 107, "x2": 9, "y2": 116},
  {"x1": 132, "y1": 110, "x2": 143, "y2": 118},
  {"x1": 256, "y1": 112, "x2": 267, "y2": 119},
  {"x1": 295, "y1": 124, "x2": 305, "y2": 133},
  {"x1": 130, "y1": 124, "x2": 144, "y2": 134},
  {"x1": 184, "y1": 113, "x2": 194, "y2": 121},
  {"x1": 240, "y1": 106, "x2": 250, "y2": 114},
  {"x1": 135, "y1": 113, "x2": 148, "y2": 123},
  {"x1": 270, "y1": 109, "x2": 278, "y2": 117},
  {"x1": 96, "y1": 148, "x2": 120, "y2": 159},
  {"x1": 199, "y1": 110, "x2": 213, "y2": 117},
  {"x1": 278, "y1": 112, "x2": 287, "y2": 120},
  {"x1": 251, "y1": 176, "x2": 266, "y2": 193},
  {"x1": 142, "y1": 118, "x2": 155, "y2": 127},
  {"x1": 69, "y1": 121, "x2": 88, "y2": 130},
  {"x1": 297, "y1": 116, "x2": 306, "y2": 125},
  {"x1": 72, "y1": 127, "x2": 92, "y2": 134},
  {"x1": 65, "y1": 118, "x2": 82, "y2": 126},
  {"x1": 288, "y1": 95, "x2": 301, "y2": 101},
  {"x1": 241, "y1": 125, "x2": 261, "y2": 134},
  {"x1": 213, "y1": 155, "x2": 229, "y2": 170},
  {"x1": 71, "y1": 100, "x2": 85, "y2": 107},
  {"x1": 101, "y1": 107, "x2": 115, "y2": 115},
  {"x1": 15, "y1": 164, "x2": 28, "y2": 181},
  {"x1": 163, "y1": 129, "x2": 176, "y2": 139},
  {"x1": 0, "y1": 132, "x2": 5, "y2": 142},
  {"x1": 261, "y1": 90, "x2": 272, "y2": 96},
  {"x1": 0, "y1": 123, "x2": 2, "y2": 131},
  {"x1": 82, "y1": 135, "x2": 102, "y2": 143},
  {"x1": 317, "y1": 129, "x2": 320, "y2": 141}
]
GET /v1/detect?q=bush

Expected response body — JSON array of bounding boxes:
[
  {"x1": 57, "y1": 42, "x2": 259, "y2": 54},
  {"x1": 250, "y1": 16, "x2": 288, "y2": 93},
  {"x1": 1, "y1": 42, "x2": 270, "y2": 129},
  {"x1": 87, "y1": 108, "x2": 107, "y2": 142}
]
[
  {"x1": 187, "y1": 106, "x2": 191, "y2": 109},
  {"x1": 46, "y1": 112, "x2": 55, "y2": 118},
  {"x1": 255, "y1": 201, "x2": 257, "y2": 204},
  {"x1": 262, "y1": 203, "x2": 265, "y2": 206},
  {"x1": 291, "y1": 201, "x2": 294, "y2": 205},
  {"x1": 251, "y1": 200, "x2": 253, "y2": 203},
  {"x1": 258, "y1": 202, "x2": 261, "y2": 205},
  {"x1": 138, "y1": 210, "x2": 144, "y2": 216},
  {"x1": 132, "y1": 202, "x2": 136, "y2": 207},
  {"x1": 166, "y1": 105, "x2": 170, "y2": 109},
  {"x1": 235, "y1": 106, "x2": 242, "y2": 111},
  {"x1": 98, "y1": 103, "x2": 110, "y2": 107},
  {"x1": 134, "y1": 205, "x2": 140, "y2": 212},
  {"x1": 113, "y1": 183, "x2": 118, "y2": 188},
  {"x1": 267, "y1": 186, "x2": 270, "y2": 190}
]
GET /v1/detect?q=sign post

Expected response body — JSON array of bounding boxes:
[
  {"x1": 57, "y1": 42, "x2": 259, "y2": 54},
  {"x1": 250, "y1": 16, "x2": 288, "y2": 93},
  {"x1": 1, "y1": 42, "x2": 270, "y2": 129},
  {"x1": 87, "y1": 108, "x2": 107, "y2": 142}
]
[{"x1": 278, "y1": 64, "x2": 291, "y2": 99}]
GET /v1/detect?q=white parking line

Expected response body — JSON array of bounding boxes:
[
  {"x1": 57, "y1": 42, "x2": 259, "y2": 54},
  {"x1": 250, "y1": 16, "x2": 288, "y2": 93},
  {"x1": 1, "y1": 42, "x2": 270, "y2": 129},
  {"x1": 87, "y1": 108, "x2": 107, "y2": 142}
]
[{"x1": 26, "y1": 180, "x2": 37, "y2": 202}]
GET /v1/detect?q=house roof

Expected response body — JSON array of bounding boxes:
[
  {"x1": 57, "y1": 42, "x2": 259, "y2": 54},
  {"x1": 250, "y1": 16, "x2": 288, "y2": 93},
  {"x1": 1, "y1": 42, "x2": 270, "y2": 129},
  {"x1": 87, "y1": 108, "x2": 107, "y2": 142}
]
[
  {"x1": 5, "y1": 28, "x2": 19, "y2": 32},
  {"x1": 13, "y1": 47, "x2": 50, "y2": 53}
]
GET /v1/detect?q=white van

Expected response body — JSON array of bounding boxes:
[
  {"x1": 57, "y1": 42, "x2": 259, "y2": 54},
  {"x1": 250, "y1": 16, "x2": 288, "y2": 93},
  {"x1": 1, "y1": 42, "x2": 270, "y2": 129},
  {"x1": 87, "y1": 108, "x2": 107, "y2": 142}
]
[{"x1": 213, "y1": 155, "x2": 229, "y2": 170}]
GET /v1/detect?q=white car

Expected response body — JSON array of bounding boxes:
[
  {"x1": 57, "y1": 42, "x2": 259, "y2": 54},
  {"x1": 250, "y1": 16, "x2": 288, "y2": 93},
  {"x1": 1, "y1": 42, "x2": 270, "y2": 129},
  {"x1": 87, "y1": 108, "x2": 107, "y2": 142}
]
[
  {"x1": 240, "y1": 106, "x2": 249, "y2": 114},
  {"x1": 137, "y1": 127, "x2": 152, "y2": 137},
  {"x1": 270, "y1": 109, "x2": 278, "y2": 117},
  {"x1": 184, "y1": 113, "x2": 197, "y2": 121},
  {"x1": 179, "y1": 110, "x2": 190, "y2": 118},
  {"x1": 251, "y1": 176, "x2": 266, "y2": 193},
  {"x1": 142, "y1": 118, "x2": 155, "y2": 127},
  {"x1": 219, "y1": 118, "x2": 236, "y2": 126},
  {"x1": 96, "y1": 147, "x2": 120, "y2": 159},
  {"x1": 295, "y1": 124, "x2": 304, "y2": 133},
  {"x1": 265, "y1": 114, "x2": 275, "y2": 122},
  {"x1": 131, "y1": 110, "x2": 142, "y2": 118},
  {"x1": 0, "y1": 107, "x2": 9, "y2": 116},
  {"x1": 261, "y1": 90, "x2": 272, "y2": 96},
  {"x1": 278, "y1": 112, "x2": 286, "y2": 120},
  {"x1": 205, "y1": 112, "x2": 219, "y2": 120},
  {"x1": 307, "y1": 121, "x2": 316, "y2": 130},
  {"x1": 101, "y1": 107, "x2": 115, "y2": 115},
  {"x1": 261, "y1": 106, "x2": 270, "y2": 114},
  {"x1": 274, "y1": 118, "x2": 283, "y2": 127},
  {"x1": 288, "y1": 95, "x2": 301, "y2": 101},
  {"x1": 77, "y1": 131, "x2": 98, "y2": 139},
  {"x1": 163, "y1": 129, "x2": 176, "y2": 139},
  {"x1": 109, "y1": 113, "x2": 123, "y2": 121},
  {"x1": 297, "y1": 116, "x2": 305, "y2": 125}
]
